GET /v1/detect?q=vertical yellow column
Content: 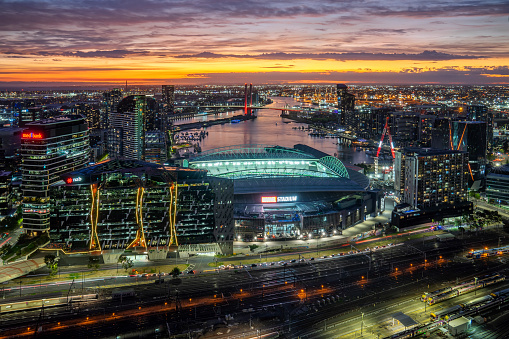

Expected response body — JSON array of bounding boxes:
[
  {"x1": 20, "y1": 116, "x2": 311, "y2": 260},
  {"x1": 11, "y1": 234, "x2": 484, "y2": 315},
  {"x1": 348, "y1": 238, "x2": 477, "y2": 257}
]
[
  {"x1": 89, "y1": 184, "x2": 101, "y2": 251},
  {"x1": 127, "y1": 187, "x2": 147, "y2": 249}
]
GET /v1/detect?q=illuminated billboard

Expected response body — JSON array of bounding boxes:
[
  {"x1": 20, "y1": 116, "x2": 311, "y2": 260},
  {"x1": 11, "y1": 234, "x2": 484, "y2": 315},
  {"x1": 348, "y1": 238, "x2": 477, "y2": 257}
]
[
  {"x1": 261, "y1": 196, "x2": 297, "y2": 203},
  {"x1": 22, "y1": 132, "x2": 43, "y2": 139},
  {"x1": 66, "y1": 177, "x2": 83, "y2": 184}
]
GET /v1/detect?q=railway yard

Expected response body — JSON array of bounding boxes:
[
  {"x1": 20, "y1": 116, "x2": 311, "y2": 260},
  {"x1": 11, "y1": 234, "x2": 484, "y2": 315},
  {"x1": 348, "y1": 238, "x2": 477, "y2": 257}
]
[{"x1": 1, "y1": 231, "x2": 509, "y2": 338}]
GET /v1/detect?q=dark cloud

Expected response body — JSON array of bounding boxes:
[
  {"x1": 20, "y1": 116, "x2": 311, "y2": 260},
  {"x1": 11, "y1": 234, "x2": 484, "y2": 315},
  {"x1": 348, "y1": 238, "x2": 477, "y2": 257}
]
[
  {"x1": 182, "y1": 66, "x2": 509, "y2": 85},
  {"x1": 174, "y1": 50, "x2": 485, "y2": 61},
  {"x1": 369, "y1": 2, "x2": 509, "y2": 18},
  {"x1": 61, "y1": 50, "x2": 148, "y2": 58}
]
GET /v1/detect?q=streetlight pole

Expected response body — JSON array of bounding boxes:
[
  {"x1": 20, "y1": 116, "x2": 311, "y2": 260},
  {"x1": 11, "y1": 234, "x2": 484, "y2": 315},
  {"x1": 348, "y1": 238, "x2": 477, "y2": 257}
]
[{"x1": 361, "y1": 312, "x2": 364, "y2": 336}]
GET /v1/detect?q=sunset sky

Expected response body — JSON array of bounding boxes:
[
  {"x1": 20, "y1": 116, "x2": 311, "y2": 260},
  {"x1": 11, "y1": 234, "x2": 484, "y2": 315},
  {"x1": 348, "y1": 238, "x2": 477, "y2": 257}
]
[{"x1": 1, "y1": 0, "x2": 508, "y2": 87}]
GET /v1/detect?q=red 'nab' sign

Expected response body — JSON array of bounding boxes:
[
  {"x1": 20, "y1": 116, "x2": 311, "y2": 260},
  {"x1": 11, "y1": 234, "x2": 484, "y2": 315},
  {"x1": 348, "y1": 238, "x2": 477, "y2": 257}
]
[{"x1": 22, "y1": 132, "x2": 43, "y2": 139}]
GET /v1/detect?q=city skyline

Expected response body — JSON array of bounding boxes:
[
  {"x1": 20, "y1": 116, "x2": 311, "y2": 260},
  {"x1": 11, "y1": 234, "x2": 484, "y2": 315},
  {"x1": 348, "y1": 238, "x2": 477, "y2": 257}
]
[{"x1": 0, "y1": 0, "x2": 508, "y2": 87}]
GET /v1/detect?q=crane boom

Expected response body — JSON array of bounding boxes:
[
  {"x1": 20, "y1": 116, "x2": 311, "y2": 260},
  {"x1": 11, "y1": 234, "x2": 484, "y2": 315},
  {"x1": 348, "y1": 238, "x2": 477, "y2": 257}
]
[{"x1": 376, "y1": 116, "x2": 395, "y2": 159}]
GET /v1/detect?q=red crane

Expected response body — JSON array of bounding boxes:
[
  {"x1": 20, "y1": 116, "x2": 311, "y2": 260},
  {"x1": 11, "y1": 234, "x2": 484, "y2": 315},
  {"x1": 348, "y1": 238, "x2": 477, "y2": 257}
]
[{"x1": 377, "y1": 116, "x2": 395, "y2": 159}]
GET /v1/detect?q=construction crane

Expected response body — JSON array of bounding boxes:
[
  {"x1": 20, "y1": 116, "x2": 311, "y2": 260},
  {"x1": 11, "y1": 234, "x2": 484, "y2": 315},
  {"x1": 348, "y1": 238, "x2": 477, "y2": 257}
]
[{"x1": 375, "y1": 116, "x2": 395, "y2": 177}]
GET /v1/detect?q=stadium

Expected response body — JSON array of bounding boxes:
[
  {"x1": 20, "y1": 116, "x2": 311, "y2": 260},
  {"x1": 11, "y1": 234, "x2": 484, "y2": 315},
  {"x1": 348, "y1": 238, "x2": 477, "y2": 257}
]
[{"x1": 187, "y1": 144, "x2": 382, "y2": 241}]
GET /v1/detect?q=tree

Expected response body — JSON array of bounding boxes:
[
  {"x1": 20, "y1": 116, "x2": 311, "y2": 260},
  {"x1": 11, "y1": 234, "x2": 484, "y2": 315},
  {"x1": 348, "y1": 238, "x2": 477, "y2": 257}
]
[
  {"x1": 458, "y1": 226, "x2": 466, "y2": 239},
  {"x1": 88, "y1": 257, "x2": 100, "y2": 272},
  {"x1": 248, "y1": 244, "x2": 259, "y2": 252},
  {"x1": 44, "y1": 254, "x2": 58, "y2": 277},
  {"x1": 170, "y1": 267, "x2": 181, "y2": 278},
  {"x1": 118, "y1": 255, "x2": 133, "y2": 273}
]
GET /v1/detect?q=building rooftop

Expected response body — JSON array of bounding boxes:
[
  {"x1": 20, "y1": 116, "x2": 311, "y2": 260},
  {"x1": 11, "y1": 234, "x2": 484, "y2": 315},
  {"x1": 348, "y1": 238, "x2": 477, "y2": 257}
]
[
  {"x1": 402, "y1": 147, "x2": 466, "y2": 156},
  {"x1": 25, "y1": 114, "x2": 85, "y2": 126},
  {"x1": 489, "y1": 165, "x2": 509, "y2": 176},
  {"x1": 189, "y1": 144, "x2": 370, "y2": 192}
]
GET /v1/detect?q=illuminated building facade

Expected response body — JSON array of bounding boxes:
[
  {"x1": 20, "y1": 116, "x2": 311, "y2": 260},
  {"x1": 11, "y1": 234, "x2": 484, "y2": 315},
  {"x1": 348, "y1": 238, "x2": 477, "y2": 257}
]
[
  {"x1": 392, "y1": 148, "x2": 472, "y2": 227},
  {"x1": 50, "y1": 160, "x2": 234, "y2": 254},
  {"x1": 21, "y1": 115, "x2": 89, "y2": 233},
  {"x1": 188, "y1": 144, "x2": 381, "y2": 241}
]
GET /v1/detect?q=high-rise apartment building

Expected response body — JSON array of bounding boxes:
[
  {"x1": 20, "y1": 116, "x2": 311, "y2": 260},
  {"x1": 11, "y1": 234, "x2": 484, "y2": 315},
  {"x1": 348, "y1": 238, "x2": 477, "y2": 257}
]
[
  {"x1": 402, "y1": 148, "x2": 469, "y2": 209},
  {"x1": 467, "y1": 104, "x2": 493, "y2": 152},
  {"x1": 21, "y1": 115, "x2": 89, "y2": 233},
  {"x1": 102, "y1": 89, "x2": 123, "y2": 130},
  {"x1": 108, "y1": 95, "x2": 158, "y2": 160},
  {"x1": 431, "y1": 120, "x2": 487, "y2": 186},
  {"x1": 161, "y1": 85, "x2": 175, "y2": 134},
  {"x1": 336, "y1": 84, "x2": 355, "y2": 126},
  {"x1": 392, "y1": 148, "x2": 472, "y2": 227}
]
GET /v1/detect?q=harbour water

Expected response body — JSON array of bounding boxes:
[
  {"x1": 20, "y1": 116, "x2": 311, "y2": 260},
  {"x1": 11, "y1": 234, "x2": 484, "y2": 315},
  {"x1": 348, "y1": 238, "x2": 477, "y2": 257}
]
[{"x1": 177, "y1": 97, "x2": 373, "y2": 165}]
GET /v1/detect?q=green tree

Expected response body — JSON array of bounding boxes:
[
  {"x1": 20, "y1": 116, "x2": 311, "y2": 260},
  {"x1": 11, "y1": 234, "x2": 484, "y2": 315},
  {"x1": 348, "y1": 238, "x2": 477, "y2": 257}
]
[
  {"x1": 248, "y1": 244, "x2": 259, "y2": 252},
  {"x1": 170, "y1": 267, "x2": 181, "y2": 278},
  {"x1": 118, "y1": 255, "x2": 134, "y2": 273},
  {"x1": 88, "y1": 257, "x2": 101, "y2": 272},
  {"x1": 44, "y1": 254, "x2": 58, "y2": 277}
]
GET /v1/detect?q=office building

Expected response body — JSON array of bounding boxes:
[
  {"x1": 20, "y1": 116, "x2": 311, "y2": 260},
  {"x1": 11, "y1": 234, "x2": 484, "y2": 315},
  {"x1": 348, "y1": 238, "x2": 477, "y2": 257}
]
[
  {"x1": 486, "y1": 165, "x2": 509, "y2": 205},
  {"x1": 50, "y1": 160, "x2": 234, "y2": 255},
  {"x1": 0, "y1": 127, "x2": 23, "y2": 171},
  {"x1": 71, "y1": 103, "x2": 100, "y2": 131},
  {"x1": 145, "y1": 131, "x2": 167, "y2": 164},
  {"x1": 21, "y1": 115, "x2": 89, "y2": 233}
]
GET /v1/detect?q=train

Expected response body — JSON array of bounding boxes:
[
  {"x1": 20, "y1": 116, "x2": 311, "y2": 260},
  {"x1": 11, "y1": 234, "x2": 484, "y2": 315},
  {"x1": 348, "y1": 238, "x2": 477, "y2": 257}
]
[
  {"x1": 389, "y1": 287, "x2": 509, "y2": 339},
  {"x1": 0, "y1": 294, "x2": 98, "y2": 314},
  {"x1": 467, "y1": 245, "x2": 509, "y2": 259},
  {"x1": 491, "y1": 287, "x2": 509, "y2": 298},
  {"x1": 421, "y1": 286, "x2": 452, "y2": 302},
  {"x1": 427, "y1": 274, "x2": 505, "y2": 305},
  {"x1": 430, "y1": 305, "x2": 462, "y2": 321}
]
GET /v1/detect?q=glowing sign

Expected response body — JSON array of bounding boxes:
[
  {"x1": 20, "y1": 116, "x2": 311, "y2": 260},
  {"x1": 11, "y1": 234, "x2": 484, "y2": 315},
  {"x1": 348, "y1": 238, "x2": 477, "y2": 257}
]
[
  {"x1": 261, "y1": 196, "x2": 297, "y2": 203},
  {"x1": 66, "y1": 177, "x2": 83, "y2": 184},
  {"x1": 22, "y1": 132, "x2": 43, "y2": 139},
  {"x1": 277, "y1": 196, "x2": 297, "y2": 202}
]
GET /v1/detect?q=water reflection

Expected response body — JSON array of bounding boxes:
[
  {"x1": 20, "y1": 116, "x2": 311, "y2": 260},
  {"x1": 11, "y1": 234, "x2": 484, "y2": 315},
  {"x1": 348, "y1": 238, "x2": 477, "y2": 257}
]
[{"x1": 177, "y1": 97, "x2": 373, "y2": 165}]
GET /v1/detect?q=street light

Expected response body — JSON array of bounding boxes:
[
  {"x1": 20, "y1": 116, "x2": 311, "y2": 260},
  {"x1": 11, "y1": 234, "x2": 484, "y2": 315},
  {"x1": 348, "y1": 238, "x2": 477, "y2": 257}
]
[{"x1": 361, "y1": 312, "x2": 364, "y2": 336}]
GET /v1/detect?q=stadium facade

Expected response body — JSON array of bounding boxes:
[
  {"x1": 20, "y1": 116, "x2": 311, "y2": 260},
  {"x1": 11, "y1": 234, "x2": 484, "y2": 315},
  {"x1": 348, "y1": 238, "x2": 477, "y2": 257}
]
[{"x1": 187, "y1": 144, "x2": 381, "y2": 241}]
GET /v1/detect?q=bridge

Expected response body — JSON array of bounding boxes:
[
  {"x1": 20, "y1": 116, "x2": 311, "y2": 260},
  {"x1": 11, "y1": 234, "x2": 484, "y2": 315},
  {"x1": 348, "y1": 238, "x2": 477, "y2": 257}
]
[{"x1": 174, "y1": 105, "x2": 313, "y2": 113}]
